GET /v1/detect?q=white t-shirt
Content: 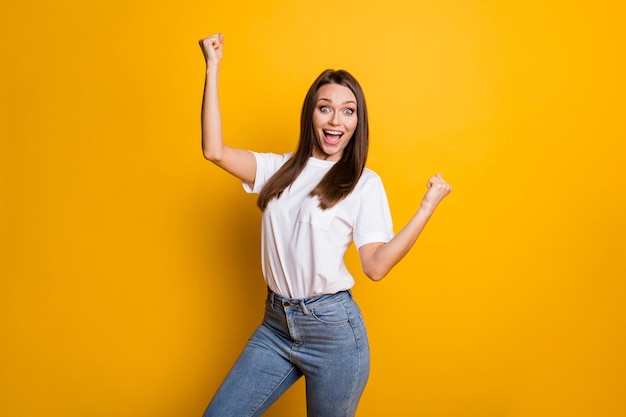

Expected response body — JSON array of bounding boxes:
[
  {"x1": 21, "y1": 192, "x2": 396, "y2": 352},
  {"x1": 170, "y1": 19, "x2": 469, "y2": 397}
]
[{"x1": 244, "y1": 152, "x2": 394, "y2": 298}]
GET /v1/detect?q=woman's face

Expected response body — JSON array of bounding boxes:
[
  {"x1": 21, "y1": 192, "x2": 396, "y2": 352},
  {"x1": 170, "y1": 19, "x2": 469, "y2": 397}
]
[{"x1": 311, "y1": 83, "x2": 358, "y2": 161}]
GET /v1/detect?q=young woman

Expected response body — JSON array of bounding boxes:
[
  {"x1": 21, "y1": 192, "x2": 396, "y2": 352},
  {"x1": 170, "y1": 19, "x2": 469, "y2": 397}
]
[{"x1": 199, "y1": 33, "x2": 452, "y2": 417}]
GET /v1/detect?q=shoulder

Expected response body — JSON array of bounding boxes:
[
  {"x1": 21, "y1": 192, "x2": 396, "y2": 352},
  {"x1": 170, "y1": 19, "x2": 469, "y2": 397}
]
[
  {"x1": 361, "y1": 167, "x2": 382, "y2": 180},
  {"x1": 358, "y1": 167, "x2": 384, "y2": 186},
  {"x1": 353, "y1": 167, "x2": 386, "y2": 195}
]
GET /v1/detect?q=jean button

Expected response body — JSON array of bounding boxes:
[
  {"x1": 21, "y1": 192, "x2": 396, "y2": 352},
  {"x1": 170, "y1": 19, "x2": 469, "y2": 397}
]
[{"x1": 284, "y1": 302, "x2": 291, "y2": 307}]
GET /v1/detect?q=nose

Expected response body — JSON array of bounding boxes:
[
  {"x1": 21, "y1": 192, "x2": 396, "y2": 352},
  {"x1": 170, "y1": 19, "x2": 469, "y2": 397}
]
[{"x1": 330, "y1": 111, "x2": 341, "y2": 126}]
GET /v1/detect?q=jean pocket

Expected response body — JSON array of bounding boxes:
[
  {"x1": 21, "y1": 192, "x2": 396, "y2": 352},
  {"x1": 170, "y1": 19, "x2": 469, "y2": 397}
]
[{"x1": 310, "y1": 304, "x2": 350, "y2": 325}]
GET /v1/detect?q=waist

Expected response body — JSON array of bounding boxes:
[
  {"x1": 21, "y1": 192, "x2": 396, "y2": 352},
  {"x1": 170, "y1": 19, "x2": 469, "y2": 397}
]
[{"x1": 266, "y1": 287, "x2": 352, "y2": 311}]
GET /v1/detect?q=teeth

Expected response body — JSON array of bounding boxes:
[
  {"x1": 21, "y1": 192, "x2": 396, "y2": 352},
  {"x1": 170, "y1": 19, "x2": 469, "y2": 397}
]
[{"x1": 324, "y1": 130, "x2": 342, "y2": 136}]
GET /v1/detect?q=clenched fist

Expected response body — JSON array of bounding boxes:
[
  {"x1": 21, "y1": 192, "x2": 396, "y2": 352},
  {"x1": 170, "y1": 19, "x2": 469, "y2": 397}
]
[
  {"x1": 421, "y1": 173, "x2": 452, "y2": 213},
  {"x1": 199, "y1": 33, "x2": 224, "y2": 68}
]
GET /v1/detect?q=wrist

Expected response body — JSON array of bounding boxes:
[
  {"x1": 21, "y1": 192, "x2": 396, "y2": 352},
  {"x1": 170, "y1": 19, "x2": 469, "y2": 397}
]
[
  {"x1": 206, "y1": 63, "x2": 220, "y2": 75},
  {"x1": 417, "y1": 203, "x2": 436, "y2": 218}
]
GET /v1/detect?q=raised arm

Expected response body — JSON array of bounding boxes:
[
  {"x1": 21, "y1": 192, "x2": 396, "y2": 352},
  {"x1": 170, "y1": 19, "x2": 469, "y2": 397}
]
[
  {"x1": 199, "y1": 33, "x2": 256, "y2": 185},
  {"x1": 359, "y1": 173, "x2": 452, "y2": 281}
]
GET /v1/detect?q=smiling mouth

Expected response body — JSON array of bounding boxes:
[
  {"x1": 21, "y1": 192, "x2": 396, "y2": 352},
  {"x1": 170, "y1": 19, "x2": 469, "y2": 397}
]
[{"x1": 323, "y1": 130, "x2": 343, "y2": 145}]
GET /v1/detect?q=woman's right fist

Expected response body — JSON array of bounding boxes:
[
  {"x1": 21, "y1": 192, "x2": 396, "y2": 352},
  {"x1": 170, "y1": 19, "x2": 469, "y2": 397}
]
[{"x1": 199, "y1": 33, "x2": 224, "y2": 66}]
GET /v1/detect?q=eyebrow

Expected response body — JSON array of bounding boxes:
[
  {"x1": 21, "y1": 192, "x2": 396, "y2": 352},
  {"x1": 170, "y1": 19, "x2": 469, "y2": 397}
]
[{"x1": 317, "y1": 97, "x2": 357, "y2": 105}]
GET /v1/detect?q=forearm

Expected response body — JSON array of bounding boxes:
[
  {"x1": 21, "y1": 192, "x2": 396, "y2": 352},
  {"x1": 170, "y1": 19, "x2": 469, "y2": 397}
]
[
  {"x1": 201, "y1": 66, "x2": 224, "y2": 160},
  {"x1": 362, "y1": 206, "x2": 434, "y2": 280}
]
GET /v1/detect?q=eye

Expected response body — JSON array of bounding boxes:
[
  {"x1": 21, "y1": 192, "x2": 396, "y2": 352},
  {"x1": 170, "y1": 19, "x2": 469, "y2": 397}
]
[
  {"x1": 319, "y1": 106, "x2": 331, "y2": 113},
  {"x1": 343, "y1": 108, "x2": 355, "y2": 115}
]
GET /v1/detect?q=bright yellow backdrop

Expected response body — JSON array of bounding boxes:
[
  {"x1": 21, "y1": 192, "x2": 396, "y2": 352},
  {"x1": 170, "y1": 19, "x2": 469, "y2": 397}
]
[{"x1": 2, "y1": 1, "x2": 625, "y2": 416}]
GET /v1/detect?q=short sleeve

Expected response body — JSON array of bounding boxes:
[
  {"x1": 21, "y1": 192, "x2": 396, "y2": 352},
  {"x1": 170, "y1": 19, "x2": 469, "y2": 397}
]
[
  {"x1": 243, "y1": 152, "x2": 293, "y2": 194},
  {"x1": 353, "y1": 174, "x2": 395, "y2": 248}
]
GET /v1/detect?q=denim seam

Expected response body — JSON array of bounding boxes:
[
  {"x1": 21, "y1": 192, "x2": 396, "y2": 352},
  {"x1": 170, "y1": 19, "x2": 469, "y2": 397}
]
[
  {"x1": 246, "y1": 365, "x2": 299, "y2": 417},
  {"x1": 346, "y1": 305, "x2": 365, "y2": 416},
  {"x1": 309, "y1": 303, "x2": 350, "y2": 326},
  {"x1": 345, "y1": 303, "x2": 363, "y2": 352}
]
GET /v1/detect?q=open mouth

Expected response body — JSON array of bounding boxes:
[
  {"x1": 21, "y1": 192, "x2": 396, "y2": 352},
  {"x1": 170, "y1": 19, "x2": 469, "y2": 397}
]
[{"x1": 323, "y1": 130, "x2": 343, "y2": 145}]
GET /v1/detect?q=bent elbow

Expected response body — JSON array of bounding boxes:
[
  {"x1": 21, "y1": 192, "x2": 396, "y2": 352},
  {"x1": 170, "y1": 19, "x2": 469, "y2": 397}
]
[
  {"x1": 363, "y1": 266, "x2": 388, "y2": 282},
  {"x1": 202, "y1": 147, "x2": 222, "y2": 162},
  {"x1": 367, "y1": 273, "x2": 386, "y2": 282}
]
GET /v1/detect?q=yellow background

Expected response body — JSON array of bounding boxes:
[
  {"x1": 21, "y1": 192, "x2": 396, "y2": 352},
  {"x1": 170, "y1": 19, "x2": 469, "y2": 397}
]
[{"x1": 2, "y1": 1, "x2": 625, "y2": 416}]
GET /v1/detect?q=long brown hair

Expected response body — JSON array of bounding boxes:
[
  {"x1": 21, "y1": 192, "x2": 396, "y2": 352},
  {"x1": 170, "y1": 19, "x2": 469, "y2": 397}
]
[{"x1": 257, "y1": 69, "x2": 369, "y2": 211}]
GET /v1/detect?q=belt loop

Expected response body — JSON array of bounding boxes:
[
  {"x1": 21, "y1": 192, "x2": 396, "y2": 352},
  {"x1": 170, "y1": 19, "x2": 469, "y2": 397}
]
[
  {"x1": 270, "y1": 291, "x2": 275, "y2": 308},
  {"x1": 300, "y1": 300, "x2": 310, "y2": 316}
]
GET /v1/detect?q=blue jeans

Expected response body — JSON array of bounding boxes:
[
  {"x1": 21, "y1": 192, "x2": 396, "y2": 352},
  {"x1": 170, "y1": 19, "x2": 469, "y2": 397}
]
[{"x1": 203, "y1": 289, "x2": 370, "y2": 417}]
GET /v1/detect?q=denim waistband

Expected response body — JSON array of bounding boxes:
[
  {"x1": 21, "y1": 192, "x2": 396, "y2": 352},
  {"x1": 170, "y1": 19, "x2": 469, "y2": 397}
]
[{"x1": 266, "y1": 288, "x2": 352, "y2": 315}]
